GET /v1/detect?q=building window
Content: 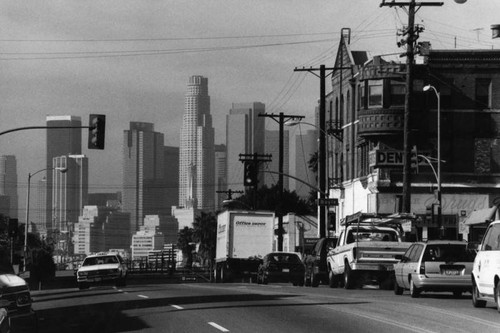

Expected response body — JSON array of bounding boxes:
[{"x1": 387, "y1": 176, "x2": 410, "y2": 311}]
[
  {"x1": 475, "y1": 78, "x2": 491, "y2": 109},
  {"x1": 368, "y1": 80, "x2": 383, "y2": 107},
  {"x1": 390, "y1": 80, "x2": 405, "y2": 106}
]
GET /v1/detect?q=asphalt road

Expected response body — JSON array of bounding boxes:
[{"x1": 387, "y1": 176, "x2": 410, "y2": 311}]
[{"x1": 25, "y1": 282, "x2": 500, "y2": 333}]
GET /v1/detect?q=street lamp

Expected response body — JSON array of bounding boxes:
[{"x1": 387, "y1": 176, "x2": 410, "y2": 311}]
[
  {"x1": 24, "y1": 166, "x2": 67, "y2": 272},
  {"x1": 423, "y1": 84, "x2": 443, "y2": 239},
  {"x1": 285, "y1": 119, "x2": 330, "y2": 238}
]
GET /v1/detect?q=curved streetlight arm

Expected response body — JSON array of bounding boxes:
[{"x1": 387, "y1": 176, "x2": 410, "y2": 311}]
[{"x1": 262, "y1": 170, "x2": 328, "y2": 197}]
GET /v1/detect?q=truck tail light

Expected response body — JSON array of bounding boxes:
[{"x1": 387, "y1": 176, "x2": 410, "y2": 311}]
[{"x1": 352, "y1": 247, "x2": 357, "y2": 260}]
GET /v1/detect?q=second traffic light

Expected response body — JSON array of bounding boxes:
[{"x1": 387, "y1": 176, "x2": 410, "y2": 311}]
[
  {"x1": 243, "y1": 161, "x2": 258, "y2": 187},
  {"x1": 410, "y1": 145, "x2": 419, "y2": 173},
  {"x1": 88, "y1": 114, "x2": 106, "y2": 150}
]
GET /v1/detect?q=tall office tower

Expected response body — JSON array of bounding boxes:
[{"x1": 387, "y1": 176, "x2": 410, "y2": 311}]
[
  {"x1": 0, "y1": 155, "x2": 18, "y2": 219},
  {"x1": 225, "y1": 102, "x2": 265, "y2": 192},
  {"x1": 178, "y1": 76, "x2": 215, "y2": 210},
  {"x1": 46, "y1": 115, "x2": 82, "y2": 233},
  {"x1": 34, "y1": 178, "x2": 47, "y2": 236},
  {"x1": 52, "y1": 155, "x2": 89, "y2": 232},
  {"x1": 264, "y1": 130, "x2": 289, "y2": 190},
  {"x1": 214, "y1": 144, "x2": 227, "y2": 209},
  {"x1": 123, "y1": 122, "x2": 167, "y2": 232},
  {"x1": 291, "y1": 129, "x2": 318, "y2": 199},
  {"x1": 164, "y1": 146, "x2": 179, "y2": 214}
]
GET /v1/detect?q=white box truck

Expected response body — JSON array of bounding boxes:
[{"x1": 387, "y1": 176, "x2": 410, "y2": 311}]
[{"x1": 215, "y1": 210, "x2": 275, "y2": 282}]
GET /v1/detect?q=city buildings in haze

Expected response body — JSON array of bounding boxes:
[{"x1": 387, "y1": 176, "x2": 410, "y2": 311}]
[
  {"x1": 225, "y1": 102, "x2": 265, "y2": 192},
  {"x1": 0, "y1": 155, "x2": 18, "y2": 219},
  {"x1": 45, "y1": 115, "x2": 82, "y2": 234},
  {"x1": 122, "y1": 122, "x2": 167, "y2": 233},
  {"x1": 264, "y1": 130, "x2": 289, "y2": 190}
]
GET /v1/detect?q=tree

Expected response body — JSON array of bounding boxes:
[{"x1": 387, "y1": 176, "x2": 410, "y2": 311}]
[
  {"x1": 192, "y1": 212, "x2": 217, "y2": 268},
  {"x1": 235, "y1": 185, "x2": 315, "y2": 216},
  {"x1": 177, "y1": 227, "x2": 194, "y2": 268}
]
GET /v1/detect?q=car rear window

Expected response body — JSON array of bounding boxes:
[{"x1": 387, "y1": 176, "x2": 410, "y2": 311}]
[
  {"x1": 422, "y1": 244, "x2": 475, "y2": 263},
  {"x1": 268, "y1": 254, "x2": 301, "y2": 263},
  {"x1": 347, "y1": 229, "x2": 398, "y2": 243}
]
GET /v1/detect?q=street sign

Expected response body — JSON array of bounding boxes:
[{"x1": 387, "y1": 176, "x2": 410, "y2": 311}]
[{"x1": 317, "y1": 198, "x2": 338, "y2": 206}]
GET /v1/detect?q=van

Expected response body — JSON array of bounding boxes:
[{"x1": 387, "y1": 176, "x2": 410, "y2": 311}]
[{"x1": 471, "y1": 220, "x2": 500, "y2": 312}]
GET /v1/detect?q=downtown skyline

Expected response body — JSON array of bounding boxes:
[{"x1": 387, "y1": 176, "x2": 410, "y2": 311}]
[{"x1": 1, "y1": 0, "x2": 499, "y2": 220}]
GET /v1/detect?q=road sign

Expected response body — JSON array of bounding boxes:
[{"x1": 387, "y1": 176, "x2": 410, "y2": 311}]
[{"x1": 317, "y1": 198, "x2": 338, "y2": 206}]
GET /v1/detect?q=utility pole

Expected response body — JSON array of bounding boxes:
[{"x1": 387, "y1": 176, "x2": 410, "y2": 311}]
[
  {"x1": 294, "y1": 65, "x2": 334, "y2": 238},
  {"x1": 380, "y1": 0, "x2": 443, "y2": 213},
  {"x1": 258, "y1": 114, "x2": 303, "y2": 251}
]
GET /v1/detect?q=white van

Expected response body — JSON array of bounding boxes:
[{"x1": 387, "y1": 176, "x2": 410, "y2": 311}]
[{"x1": 471, "y1": 220, "x2": 500, "y2": 312}]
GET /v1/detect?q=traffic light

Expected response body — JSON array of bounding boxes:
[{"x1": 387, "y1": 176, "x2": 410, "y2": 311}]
[
  {"x1": 8, "y1": 218, "x2": 18, "y2": 238},
  {"x1": 88, "y1": 114, "x2": 106, "y2": 149},
  {"x1": 243, "y1": 161, "x2": 258, "y2": 187},
  {"x1": 410, "y1": 145, "x2": 419, "y2": 172}
]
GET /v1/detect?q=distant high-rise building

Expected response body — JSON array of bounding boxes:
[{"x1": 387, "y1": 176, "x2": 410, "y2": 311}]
[
  {"x1": 178, "y1": 76, "x2": 215, "y2": 210},
  {"x1": 52, "y1": 155, "x2": 88, "y2": 232},
  {"x1": 0, "y1": 155, "x2": 18, "y2": 219},
  {"x1": 46, "y1": 115, "x2": 82, "y2": 233},
  {"x1": 214, "y1": 144, "x2": 227, "y2": 209},
  {"x1": 164, "y1": 146, "x2": 179, "y2": 214},
  {"x1": 225, "y1": 102, "x2": 265, "y2": 192},
  {"x1": 34, "y1": 178, "x2": 47, "y2": 236},
  {"x1": 291, "y1": 129, "x2": 318, "y2": 199},
  {"x1": 265, "y1": 130, "x2": 289, "y2": 190},
  {"x1": 122, "y1": 122, "x2": 167, "y2": 233}
]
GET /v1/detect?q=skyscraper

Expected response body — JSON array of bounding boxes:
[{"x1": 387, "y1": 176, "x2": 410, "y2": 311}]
[
  {"x1": 178, "y1": 76, "x2": 215, "y2": 210},
  {"x1": 46, "y1": 115, "x2": 82, "y2": 233},
  {"x1": 52, "y1": 155, "x2": 89, "y2": 232},
  {"x1": 164, "y1": 146, "x2": 179, "y2": 213},
  {"x1": 123, "y1": 122, "x2": 167, "y2": 232},
  {"x1": 0, "y1": 155, "x2": 18, "y2": 219},
  {"x1": 225, "y1": 102, "x2": 265, "y2": 192}
]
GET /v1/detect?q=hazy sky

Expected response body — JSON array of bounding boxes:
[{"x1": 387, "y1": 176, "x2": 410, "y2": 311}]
[{"x1": 1, "y1": 0, "x2": 499, "y2": 211}]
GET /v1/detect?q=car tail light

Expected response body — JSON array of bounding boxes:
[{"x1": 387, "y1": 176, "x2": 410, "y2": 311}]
[{"x1": 419, "y1": 264, "x2": 425, "y2": 274}]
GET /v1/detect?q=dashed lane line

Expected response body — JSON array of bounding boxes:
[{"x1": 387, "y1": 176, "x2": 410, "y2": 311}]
[{"x1": 208, "y1": 322, "x2": 229, "y2": 332}]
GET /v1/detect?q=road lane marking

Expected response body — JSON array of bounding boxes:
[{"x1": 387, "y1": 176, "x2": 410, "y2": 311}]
[
  {"x1": 171, "y1": 305, "x2": 183, "y2": 310},
  {"x1": 138, "y1": 295, "x2": 149, "y2": 299},
  {"x1": 208, "y1": 322, "x2": 229, "y2": 332}
]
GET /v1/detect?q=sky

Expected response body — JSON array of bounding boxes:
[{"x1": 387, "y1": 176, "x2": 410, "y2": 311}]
[{"x1": 0, "y1": 0, "x2": 499, "y2": 216}]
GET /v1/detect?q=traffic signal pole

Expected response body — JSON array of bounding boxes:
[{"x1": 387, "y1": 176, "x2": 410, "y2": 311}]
[{"x1": 259, "y1": 113, "x2": 303, "y2": 251}]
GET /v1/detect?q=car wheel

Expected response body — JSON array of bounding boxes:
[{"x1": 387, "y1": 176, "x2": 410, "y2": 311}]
[
  {"x1": 311, "y1": 273, "x2": 320, "y2": 288},
  {"x1": 328, "y1": 270, "x2": 338, "y2": 288},
  {"x1": 116, "y1": 277, "x2": 126, "y2": 287},
  {"x1": 78, "y1": 282, "x2": 89, "y2": 290},
  {"x1": 343, "y1": 264, "x2": 356, "y2": 290},
  {"x1": 453, "y1": 291, "x2": 462, "y2": 298},
  {"x1": 472, "y1": 281, "x2": 487, "y2": 308},
  {"x1": 394, "y1": 280, "x2": 404, "y2": 295},
  {"x1": 409, "y1": 278, "x2": 420, "y2": 298}
]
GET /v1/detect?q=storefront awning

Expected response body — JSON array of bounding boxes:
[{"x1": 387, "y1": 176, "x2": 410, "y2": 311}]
[{"x1": 464, "y1": 206, "x2": 498, "y2": 226}]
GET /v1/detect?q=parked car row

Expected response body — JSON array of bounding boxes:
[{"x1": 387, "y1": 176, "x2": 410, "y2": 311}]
[{"x1": 254, "y1": 220, "x2": 500, "y2": 314}]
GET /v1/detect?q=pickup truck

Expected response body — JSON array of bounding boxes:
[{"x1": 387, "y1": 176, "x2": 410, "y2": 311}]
[{"x1": 327, "y1": 212, "x2": 414, "y2": 289}]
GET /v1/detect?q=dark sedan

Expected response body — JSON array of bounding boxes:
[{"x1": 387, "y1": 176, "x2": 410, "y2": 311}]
[{"x1": 257, "y1": 252, "x2": 305, "y2": 286}]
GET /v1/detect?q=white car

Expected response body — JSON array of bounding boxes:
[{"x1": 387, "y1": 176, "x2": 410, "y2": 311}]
[
  {"x1": 471, "y1": 220, "x2": 500, "y2": 312},
  {"x1": 76, "y1": 253, "x2": 128, "y2": 290}
]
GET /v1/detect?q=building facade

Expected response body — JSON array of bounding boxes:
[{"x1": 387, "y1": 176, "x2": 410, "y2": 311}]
[
  {"x1": 122, "y1": 122, "x2": 167, "y2": 233},
  {"x1": 327, "y1": 28, "x2": 500, "y2": 242},
  {"x1": 164, "y1": 146, "x2": 179, "y2": 214},
  {"x1": 0, "y1": 155, "x2": 17, "y2": 219},
  {"x1": 264, "y1": 130, "x2": 289, "y2": 190},
  {"x1": 45, "y1": 115, "x2": 82, "y2": 233},
  {"x1": 178, "y1": 75, "x2": 215, "y2": 210}
]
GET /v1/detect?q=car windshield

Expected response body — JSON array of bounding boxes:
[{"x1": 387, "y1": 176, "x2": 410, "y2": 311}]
[
  {"x1": 347, "y1": 229, "x2": 398, "y2": 243},
  {"x1": 422, "y1": 244, "x2": 476, "y2": 262},
  {"x1": 83, "y1": 256, "x2": 119, "y2": 266}
]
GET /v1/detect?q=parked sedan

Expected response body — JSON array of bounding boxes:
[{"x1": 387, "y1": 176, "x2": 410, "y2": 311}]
[
  {"x1": 257, "y1": 252, "x2": 305, "y2": 286},
  {"x1": 394, "y1": 240, "x2": 475, "y2": 298}
]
